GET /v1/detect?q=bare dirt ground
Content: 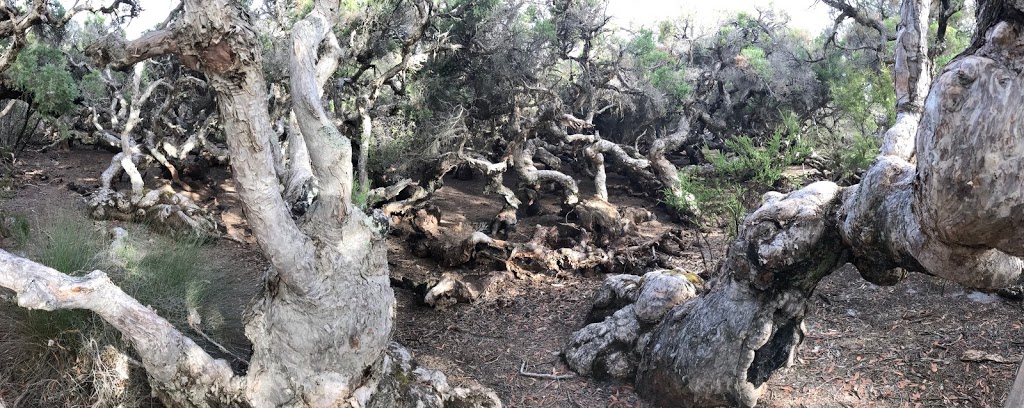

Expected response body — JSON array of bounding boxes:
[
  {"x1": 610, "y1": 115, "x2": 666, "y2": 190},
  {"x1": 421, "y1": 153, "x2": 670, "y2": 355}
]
[{"x1": 2, "y1": 148, "x2": 1023, "y2": 407}]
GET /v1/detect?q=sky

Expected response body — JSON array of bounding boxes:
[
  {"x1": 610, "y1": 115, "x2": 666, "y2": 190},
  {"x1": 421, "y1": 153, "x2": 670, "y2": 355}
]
[
  {"x1": 606, "y1": 0, "x2": 832, "y2": 35},
  {"x1": 80, "y1": 0, "x2": 833, "y2": 40},
  {"x1": 120, "y1": 1, "x2": 180, "y2": 39}
]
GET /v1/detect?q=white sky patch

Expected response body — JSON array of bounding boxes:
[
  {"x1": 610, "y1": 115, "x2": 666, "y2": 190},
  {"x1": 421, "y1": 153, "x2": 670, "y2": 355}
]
[
  {"x1": 69, "y1": 0, "x2": 832, "y2": 41},
  {"x1": 59, "y1": 0, "x2": 179, "y2": 40},
  {"x1": 118, "y1": 0, "x2": 179, "y2": 39},
  {"x1": 606, "y1": 0, "x2": 831, "y2": 36}
]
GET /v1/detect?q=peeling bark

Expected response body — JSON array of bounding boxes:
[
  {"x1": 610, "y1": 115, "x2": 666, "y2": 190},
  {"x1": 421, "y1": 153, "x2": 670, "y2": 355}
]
[
  {"x1": 915, "y1": 21, "x2": 1024, "y2": 257},
  {"x1": 597, "y1": 4, "x2": 1024, "y2": 407},
  {"x1": 879, "y1": 0, "x2": 931, "y2": 160},
  {"x1": 0, "y1": 250, "x2": 246, "y2": 407},
  {"x1": 0, "y1": 0, "x2": 500, "y2": 406}
]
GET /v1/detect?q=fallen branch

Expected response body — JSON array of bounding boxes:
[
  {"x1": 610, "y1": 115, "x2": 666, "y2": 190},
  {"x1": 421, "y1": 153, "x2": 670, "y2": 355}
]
[
  {"x1": 519, "y1": 361, "x2": 576, "y2": 380},
  {"x1": 187, "y1": 307, "x2": 250, "y2": 364}
]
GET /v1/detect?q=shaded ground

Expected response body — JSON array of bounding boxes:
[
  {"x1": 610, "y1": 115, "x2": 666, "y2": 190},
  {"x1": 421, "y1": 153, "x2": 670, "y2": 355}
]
[
  {"x1": 762, "y1": 265, "x2": 1024, "y2": 408},
  {"x1": 1, "y1": 148, "x2": 1022, "y2": 407}
]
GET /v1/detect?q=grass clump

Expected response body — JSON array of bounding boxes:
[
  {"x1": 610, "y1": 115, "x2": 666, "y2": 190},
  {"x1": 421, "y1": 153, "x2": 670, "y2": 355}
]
[
  {"x1": 664, "y1": 171, "x2": 747, "y2": 238},
  {"x1": 125, "y1": 236, "x2": 211, "y2": 323},
  {"x1": 22, "y1": 217, "x2": 105, "y2": 345},
  {"x1": 1, "y1": 217, "x2": 221, "y2": 407},
  {"x1": 38, "y1": 216, "x2": 104, "y2": 275},
  {"x1": 0, "y1": 211, "x2": 31, "y2": 247}
]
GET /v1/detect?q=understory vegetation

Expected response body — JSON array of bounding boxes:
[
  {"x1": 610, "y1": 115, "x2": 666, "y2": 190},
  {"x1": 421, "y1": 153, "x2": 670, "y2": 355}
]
[
  {"x1": 0, "y1": 0, "x2": 997, "y2": 406},
  {"x1": 0, "y1": 214, "x2": 223, "y2": 406}
]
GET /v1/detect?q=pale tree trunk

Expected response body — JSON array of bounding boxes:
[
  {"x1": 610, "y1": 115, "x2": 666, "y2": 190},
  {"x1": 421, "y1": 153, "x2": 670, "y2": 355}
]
[
  {"x1": 636, "y1": 182, "x2": 847, "y2": 407},
  {"x1": 284, "y1": 32, "x2": 340, "y2": 210},
  {"x1": 0, "y1": 251, "x2": 246, "y2": 406},
  {"x1": 572, "y1": 0, "x2": 1024, "y2": 406},
  {"x1": 1, "y1": 0, "x2": 499, "y2": 406},
  {"x1": 358, "y1": 100, "x2": 372, "y2": 194},
  {"x1": 879, "y1": 0, "x2": 930, "y2": 160},
  {"x1": 187, "y1": 0, "x2": 392, "y2": 404}
]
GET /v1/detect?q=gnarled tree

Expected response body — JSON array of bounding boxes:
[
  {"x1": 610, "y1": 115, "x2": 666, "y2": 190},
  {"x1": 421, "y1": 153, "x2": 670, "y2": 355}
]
[
  {"x1": 1, "y1": 0, "x2": 499, "y2": 406},
  {"x1": 566, "y1": 0, "x2": 1024, "y2": 406}
]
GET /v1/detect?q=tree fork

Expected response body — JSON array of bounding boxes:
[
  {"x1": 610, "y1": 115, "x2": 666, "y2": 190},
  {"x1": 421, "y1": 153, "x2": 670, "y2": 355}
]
[{"x1": 582, "y1": 1, "x2": 1024, "y2": 406}]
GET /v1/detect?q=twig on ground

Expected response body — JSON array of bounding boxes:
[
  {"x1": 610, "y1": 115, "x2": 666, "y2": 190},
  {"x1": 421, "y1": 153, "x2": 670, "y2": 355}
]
[
  {"x1": 188, "y1": 308, "x2": 249, "y2": 364},
  {"x1": 518, "y1": 360, "x2": 575, "y2": 380}
]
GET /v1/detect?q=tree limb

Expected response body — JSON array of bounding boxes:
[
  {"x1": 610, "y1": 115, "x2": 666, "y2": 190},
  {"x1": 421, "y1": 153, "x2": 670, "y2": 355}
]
[
  {"x1": 290, "y1": 0, "x2": 354, "y2": 228},
  {"x1": 0, "y1": 249, "x2": 245, "y2": 406}
]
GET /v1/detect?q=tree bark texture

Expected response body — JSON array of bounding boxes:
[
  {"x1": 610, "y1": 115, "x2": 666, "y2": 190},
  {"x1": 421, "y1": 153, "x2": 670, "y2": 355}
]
[
  {"x1": 0, "y1": 0, "x2": 500, "y2": 406},
  {"x1": 571, "y1": 2, "x2": 1024, "y2": 407},
  {"x1": 879, "y1": 0, "x2": 931, "y2": 160},
  {"x1": 636, "y1": 182, "x2": 846, "y2": 408}
]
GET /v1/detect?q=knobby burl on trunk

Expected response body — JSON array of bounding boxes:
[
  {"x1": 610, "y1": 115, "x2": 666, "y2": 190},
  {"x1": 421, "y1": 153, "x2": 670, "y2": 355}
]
[
  {"x1": 2, "y1": 0, "x2": 501, "y2": 406},
  {"x1": 569, "y1": 1, "x2": 1024, "y2": 407}
]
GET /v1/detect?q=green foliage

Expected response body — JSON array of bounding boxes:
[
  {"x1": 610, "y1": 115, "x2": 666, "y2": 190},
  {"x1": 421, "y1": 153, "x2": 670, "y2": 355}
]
[
  {"x1": 352, "y1": 181, "x2": 371, "y2": 209},
  {"x1": 23, "y1": 217, "x2": 104, "y2": 347},
  {"x1": 739, "y1": 46, "x2": 771, "y2": 79},
  {"x1": 367, "y1": 117, "x2": 419, "y2": 176},
  {"x1": 709, "y1": 129, "x2": 809, "y2": 187},
  {"x1": 666, "y1": 115, "x2": 809, "y2": 238},
  {"x1": 294, "y1": 0, "x2": 315, "y2": 20},
  {"x1": 831, "y1": 132, "x2": 879, "y2": 183},
  {"x1": 39, "y1": 217, "x2": 103, "y2": 275},
  {"x1": 663, "y1": 172, "x2": 746, "y2": 238},
  {"x1": 7, "y1": 219, "x2": 218, "y2": 406},
  {"x1": 125, "y1": 237, "x2": 210, "y2": 322},
  {"x1": 525, "y1": 4, "x2": 555, "y2": 41},
  {"x1": 78, "y1": 72, "x2": 108, "y2": 103},
  {"x1": 811, "y1": 48, "x2": 893, "y2": 183},
  {"x1": 821, "y1": 58, "x2": 894, "y2": 133},
  {"x1": 2, "y1": 212, "x2": 31, "y2": 248},
  {"x1": 8, "y1": 43, "x2": 80, "y2": 118},
  {"x1": 930, "y1": 19, "x2": 972, "y2": 70},
  {"x1": 627, "y1": 29, "x2": 690, "y2": 99}
]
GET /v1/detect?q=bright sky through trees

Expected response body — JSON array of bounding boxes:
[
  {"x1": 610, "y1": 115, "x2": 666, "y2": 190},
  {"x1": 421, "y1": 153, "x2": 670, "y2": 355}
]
[
  {"x1": 81, "y1": 0, "x2": 831, "y2": 40},
  {"x1": 607, "y1": 0, "x2": 831, "y2": 35}
]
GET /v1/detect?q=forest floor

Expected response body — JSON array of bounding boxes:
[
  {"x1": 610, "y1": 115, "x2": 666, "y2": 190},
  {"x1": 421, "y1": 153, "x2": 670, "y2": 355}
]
[{"x1": 1, "y1": 147, "x2": 1023, "y2": 408}]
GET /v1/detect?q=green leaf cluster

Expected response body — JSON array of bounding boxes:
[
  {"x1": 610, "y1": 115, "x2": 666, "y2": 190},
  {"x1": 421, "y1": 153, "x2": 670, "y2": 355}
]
[
  {"x1": 739, "y1": 46, "x2": 771, "y2": 79},
  {"x1": 8, "y1": 43, "x2": 79, "y2": 118},
  {"x1": 627, "y1": 29, "x2": 690, "y2": 99},
  {"x1": 709, "y1": 129, "x2": 809, "y2": 187}
]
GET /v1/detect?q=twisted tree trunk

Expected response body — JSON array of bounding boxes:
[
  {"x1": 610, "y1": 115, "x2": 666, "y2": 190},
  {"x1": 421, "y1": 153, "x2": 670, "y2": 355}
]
[
  {"x1": 1, "y1": 1, "x2": 499, "y2": 406},
  {"x1": 572, "y1": 0, "x2": 1024, "y2": 406}
]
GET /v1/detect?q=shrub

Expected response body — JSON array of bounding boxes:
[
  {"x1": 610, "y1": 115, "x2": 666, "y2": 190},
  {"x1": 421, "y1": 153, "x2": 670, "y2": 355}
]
[
  {"x1": 664, "y1": 171, "x2": 747, "y2": 238},
  {"x1": 709, "y1": 129, "x2": 809, "y2": 187},
  {"x1": 812, "y1": 131, "x2": 880, "y2": 184},
  {"x1": 39, "y1": 217, "x2": 104, "y2": 276},
  {"x1": 8, "y1": 43, "x2": 80, "y2": 118}
]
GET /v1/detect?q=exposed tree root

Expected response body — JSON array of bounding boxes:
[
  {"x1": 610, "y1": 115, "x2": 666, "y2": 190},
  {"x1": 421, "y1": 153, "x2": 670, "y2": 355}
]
[
  {"x1": 362, "y1": 343, "x2": 502, "y2": 408},
  {"x1": 563, "y1": 271, "x2": 702, "y2": 380},
  {"x1": 390, "y1": 194, "x2": 692, "y2": 306},
  {"x1": 88, "y1": 184, "x2": 219, "y2": 238}
]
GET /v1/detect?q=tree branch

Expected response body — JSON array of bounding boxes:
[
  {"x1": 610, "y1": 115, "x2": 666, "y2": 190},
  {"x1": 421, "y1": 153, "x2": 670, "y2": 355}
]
[
  {"x1": 0, "y1": 249, "x2": 245, "y2": 406},
  {"x1": 290, "y1": 0, "x2": 354, "y2": 228}
]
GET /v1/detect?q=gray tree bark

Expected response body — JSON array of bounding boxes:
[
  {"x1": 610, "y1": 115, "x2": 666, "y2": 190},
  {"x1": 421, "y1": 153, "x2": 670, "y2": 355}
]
[
  {"x1": 573, "y1": 1, "x2": 1024, "y2": 407},
  {"x1": 0, "y1": 0, "x2": 500, "y2": 407}
]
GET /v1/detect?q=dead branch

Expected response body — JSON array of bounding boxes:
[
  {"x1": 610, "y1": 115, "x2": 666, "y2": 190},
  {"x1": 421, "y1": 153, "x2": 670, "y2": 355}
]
[{"x1": 519, "y1": 361, "x2": 576, "y2": 380}]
